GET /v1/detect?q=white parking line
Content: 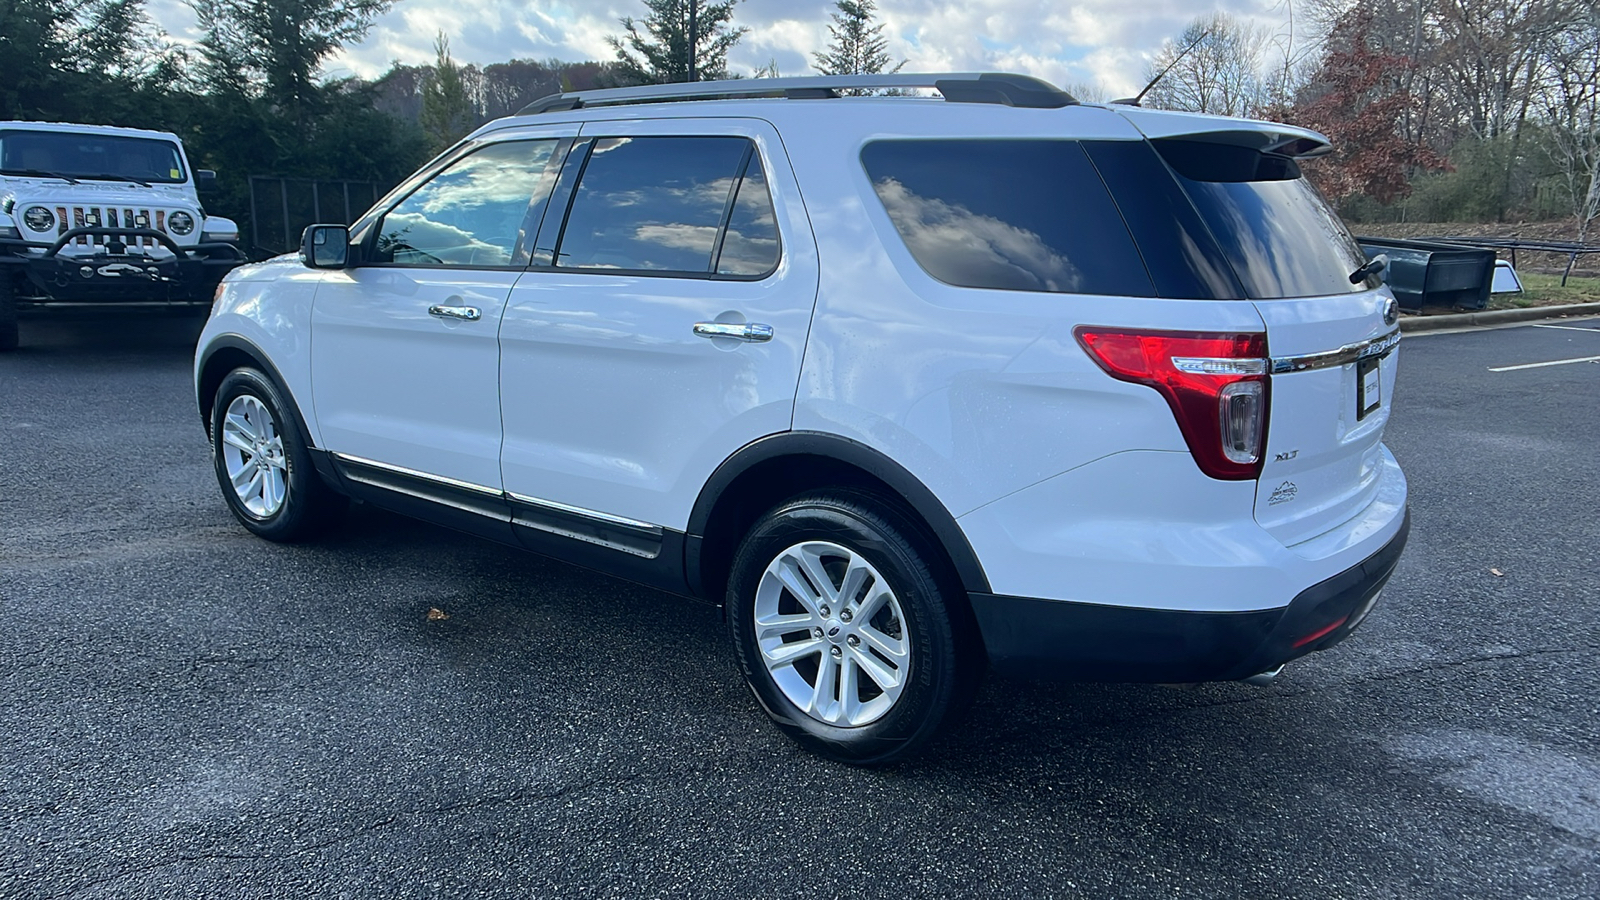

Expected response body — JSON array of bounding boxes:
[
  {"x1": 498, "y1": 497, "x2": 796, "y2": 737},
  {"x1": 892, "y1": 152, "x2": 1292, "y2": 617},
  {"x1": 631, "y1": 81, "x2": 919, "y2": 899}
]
[
  {"x1": 1531, "y1": 323, "x2": 1600, "y2": 334},
  {"x1": 1488, "y1": 355, "x2": 1600, "y2": 372}
]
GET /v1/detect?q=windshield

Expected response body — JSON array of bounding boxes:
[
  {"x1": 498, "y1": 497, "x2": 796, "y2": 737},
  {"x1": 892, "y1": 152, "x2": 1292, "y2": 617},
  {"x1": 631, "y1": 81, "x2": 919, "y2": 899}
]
[
  {"x1": 1155, "y1": 139, "x2": 1375, "y2": 299},
  {"x1": 0, "y1": 130, "x2": 187, "y2": 184}
]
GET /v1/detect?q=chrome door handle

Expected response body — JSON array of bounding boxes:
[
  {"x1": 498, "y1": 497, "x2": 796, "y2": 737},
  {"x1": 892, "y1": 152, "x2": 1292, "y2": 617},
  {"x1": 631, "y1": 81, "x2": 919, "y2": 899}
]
[
  {"x1": 429, "y1": 304, "x2": 481, "y2": 321},
  {"x1": 693, "y1": 322, "x2": 773, "y2": 343}
]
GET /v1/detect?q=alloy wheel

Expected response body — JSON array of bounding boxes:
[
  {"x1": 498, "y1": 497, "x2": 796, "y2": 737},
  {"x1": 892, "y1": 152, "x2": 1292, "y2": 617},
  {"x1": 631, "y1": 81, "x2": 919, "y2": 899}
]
[
  {"x1": 219, "y1": 394, "x2": 288, "y2": 517},
  {"x1": 753, "y1": 540, "x2": 911, "y2": 727}
]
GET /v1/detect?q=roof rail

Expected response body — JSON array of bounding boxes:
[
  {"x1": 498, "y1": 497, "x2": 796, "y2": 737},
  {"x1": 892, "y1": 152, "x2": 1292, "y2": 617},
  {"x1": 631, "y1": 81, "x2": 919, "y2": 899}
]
[{"x1": 517, "y1": 73, "x2": 1078, "y2": 116}]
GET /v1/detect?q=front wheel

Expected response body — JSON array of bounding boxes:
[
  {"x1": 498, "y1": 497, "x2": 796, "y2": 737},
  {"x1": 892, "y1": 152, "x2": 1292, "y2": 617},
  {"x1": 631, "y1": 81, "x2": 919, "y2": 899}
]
[
  {"x1": 726, "y1": 492, "x2": 980, "y2": 765},
  {"x1": 210, "y1": 367, "x2": 344, "y2": 541}
]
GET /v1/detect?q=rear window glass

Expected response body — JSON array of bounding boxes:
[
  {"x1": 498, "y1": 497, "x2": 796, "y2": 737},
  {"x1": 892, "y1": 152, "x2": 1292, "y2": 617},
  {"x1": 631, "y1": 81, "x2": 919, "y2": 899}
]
[
  {"x1": 860, "y1": 140, "x2": 1155, "y2": 297},
  {"x1": 556, "y1": 136, "x2": 776, "y2": 276},
  {"x1": 1155, "y1": 140, "x2": 1374, "y2": 299}
]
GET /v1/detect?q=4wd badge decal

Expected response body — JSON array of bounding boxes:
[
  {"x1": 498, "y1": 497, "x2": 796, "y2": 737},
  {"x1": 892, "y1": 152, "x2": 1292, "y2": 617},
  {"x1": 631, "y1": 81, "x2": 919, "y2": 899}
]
[{"x1": 1268, "y1": 481, "x2": 1299, "y2": 505}]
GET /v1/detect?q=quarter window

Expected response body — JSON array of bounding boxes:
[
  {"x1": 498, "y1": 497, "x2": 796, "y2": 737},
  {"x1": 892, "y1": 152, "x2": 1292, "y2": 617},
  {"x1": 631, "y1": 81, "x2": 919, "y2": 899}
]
[
  {"x1": 373, "y1": 139, "x2": 561, "y2": 267},
  {"x1": 716, "y1": 155, "x2": 781, "y2": 276},
  {"x1": 555, "y1": 137, "x2": 779, "y2": 277},
  {"x1": 860, "y1": 140, "x2": 1155, "y2": 297}
]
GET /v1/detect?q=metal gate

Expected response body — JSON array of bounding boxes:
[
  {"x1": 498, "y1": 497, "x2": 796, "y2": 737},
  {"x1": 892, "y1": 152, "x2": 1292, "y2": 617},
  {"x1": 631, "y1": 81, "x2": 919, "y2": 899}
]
[{"x1": 248, "y1": 177, "x2": 382, "y2": 257}]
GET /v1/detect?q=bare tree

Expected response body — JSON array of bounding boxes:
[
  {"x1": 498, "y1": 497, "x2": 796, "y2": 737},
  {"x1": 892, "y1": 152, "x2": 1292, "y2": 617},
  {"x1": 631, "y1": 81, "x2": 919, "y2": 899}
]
[
  {"x1": 1142, "y1": 13, "x2": 1269, "y2": 117},
  {"x1": 1538, "y1": 7, "x2": 1600, "y2": 245}
]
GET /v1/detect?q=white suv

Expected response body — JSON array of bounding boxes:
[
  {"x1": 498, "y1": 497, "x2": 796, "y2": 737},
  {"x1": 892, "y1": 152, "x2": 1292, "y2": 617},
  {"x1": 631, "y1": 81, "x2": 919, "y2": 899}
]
[{"x1": 194, "y1": 74, "x2": 1409, "y2": 764}]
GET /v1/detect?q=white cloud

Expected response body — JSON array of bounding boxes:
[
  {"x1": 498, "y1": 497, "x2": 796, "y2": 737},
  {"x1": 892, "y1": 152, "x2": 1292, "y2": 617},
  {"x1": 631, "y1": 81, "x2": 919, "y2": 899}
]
[{"x1": 145, "y1": 0, "x2": 1298, "y2": 100}]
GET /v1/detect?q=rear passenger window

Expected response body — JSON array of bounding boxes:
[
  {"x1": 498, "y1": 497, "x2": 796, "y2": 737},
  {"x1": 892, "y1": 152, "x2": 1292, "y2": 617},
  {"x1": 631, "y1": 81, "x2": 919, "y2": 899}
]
[
  {"x1": 860, "y1": 140, "x2": 1155, "y2": 297},
  {"x1": 555, "y1": 136, "x2": 779, "y2": 277}
]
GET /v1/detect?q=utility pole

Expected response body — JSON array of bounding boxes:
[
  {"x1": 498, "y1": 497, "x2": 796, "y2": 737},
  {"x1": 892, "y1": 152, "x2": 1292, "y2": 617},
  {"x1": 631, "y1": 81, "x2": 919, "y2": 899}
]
[{"x1": 688, "y1": 1, "x2": 698, "y2": 81}]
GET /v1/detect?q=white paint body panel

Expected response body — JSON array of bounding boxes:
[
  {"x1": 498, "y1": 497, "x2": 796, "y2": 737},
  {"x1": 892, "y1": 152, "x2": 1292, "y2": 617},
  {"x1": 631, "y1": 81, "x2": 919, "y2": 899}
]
[
  {"x1": 311, "y1": 267, "x2": 518, "y2": 490},
  {"x1": 499, "y1": 117, "x2": 818, "y2": 529},
  {"x1": 1251, "y1": 290, "x2": 1400, "y2": 546},
  {"x1": 195, "y1": 255, "x2": 323, "y2": 440}
]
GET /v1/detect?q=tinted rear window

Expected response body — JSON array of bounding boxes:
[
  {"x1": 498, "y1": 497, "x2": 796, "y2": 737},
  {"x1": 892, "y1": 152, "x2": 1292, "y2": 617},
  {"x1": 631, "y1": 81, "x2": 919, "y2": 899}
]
[
  {"x1": 556, "y1": 136, "x2": 776, "y2": 276},
  {"x1": 1155, "y1": 139, "x2": 1374, "y2": 299},
  {"x1": 861, "y1": 140, "x2": 1155, "y2": 297}
]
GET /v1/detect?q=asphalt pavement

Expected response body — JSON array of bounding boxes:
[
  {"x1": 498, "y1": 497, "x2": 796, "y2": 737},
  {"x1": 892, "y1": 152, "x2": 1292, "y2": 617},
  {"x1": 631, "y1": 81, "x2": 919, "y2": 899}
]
[{"x1": 2, "y1": 314, "x2": 1597, "y2": 899}]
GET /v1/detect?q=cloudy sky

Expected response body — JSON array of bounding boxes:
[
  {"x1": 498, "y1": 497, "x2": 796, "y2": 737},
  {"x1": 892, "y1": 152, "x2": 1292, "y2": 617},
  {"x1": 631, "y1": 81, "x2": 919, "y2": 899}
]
[{"x1": 146, "y1": 0, "x2": 1300, "y2": 100}]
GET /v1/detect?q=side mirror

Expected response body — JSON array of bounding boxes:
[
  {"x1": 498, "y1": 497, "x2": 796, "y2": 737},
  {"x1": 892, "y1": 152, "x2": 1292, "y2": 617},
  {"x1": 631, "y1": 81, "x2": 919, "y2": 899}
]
[
  {"x1": 301, "y1": 224, "x2": 350, "y2": 269},
  {"x1": 195, "y1": 169, "x2": 218, "y2": 192}
]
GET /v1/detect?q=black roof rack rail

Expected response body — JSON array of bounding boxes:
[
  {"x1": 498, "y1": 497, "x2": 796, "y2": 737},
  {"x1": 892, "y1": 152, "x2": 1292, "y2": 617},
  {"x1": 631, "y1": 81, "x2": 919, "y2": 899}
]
[{"x1": 516, "y1": 73, "x2": 1078, "y2": 116}]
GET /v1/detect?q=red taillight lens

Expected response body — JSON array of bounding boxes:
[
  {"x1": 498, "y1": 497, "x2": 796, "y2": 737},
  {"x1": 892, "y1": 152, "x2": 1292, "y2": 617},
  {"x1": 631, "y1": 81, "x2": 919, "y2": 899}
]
[{"x1": 1075, "y1": 327, "x2": 1269, "y2": 480}]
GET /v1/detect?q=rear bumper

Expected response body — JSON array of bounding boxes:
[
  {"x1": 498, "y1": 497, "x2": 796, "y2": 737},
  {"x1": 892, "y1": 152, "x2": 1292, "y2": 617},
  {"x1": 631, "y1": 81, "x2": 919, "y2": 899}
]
[{"x1": 970, "y1": 509, "x2": 1409, "y2": 682}]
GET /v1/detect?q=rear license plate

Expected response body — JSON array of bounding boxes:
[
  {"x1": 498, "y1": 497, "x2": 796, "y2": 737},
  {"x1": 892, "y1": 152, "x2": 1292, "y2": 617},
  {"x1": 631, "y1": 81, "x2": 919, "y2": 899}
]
[{"x1": 1357, "y1": 357, "x2": 1381, "y2": 419}]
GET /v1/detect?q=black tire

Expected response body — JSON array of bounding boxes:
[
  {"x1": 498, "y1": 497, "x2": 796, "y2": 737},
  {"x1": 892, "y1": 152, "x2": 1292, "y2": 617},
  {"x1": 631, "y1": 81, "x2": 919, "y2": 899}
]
[
  {"x1": 210, "y1": 367, "x2": 345, "y2": 541},
  {"x1": 726, "y1": 491, "x2": 982, "y2": 765},
  {"x1": 0, "y1": 272, "x2": 18, "y2": 352}
]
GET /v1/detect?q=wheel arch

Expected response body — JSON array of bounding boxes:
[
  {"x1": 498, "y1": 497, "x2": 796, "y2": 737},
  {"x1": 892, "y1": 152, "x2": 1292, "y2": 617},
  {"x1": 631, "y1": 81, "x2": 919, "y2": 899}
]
[
  {"x1": 196, "y1": 335, "x2": 314, "y2": 448},
  {"x1": 686, "y1": 432, "x2": 991, "y2": 604}
]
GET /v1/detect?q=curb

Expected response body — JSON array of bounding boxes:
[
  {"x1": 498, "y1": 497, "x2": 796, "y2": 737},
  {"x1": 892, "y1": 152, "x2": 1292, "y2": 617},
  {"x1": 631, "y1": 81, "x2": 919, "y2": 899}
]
[{"x1": 1399, "y1": 301, "x2": 1600, "y2": 333}]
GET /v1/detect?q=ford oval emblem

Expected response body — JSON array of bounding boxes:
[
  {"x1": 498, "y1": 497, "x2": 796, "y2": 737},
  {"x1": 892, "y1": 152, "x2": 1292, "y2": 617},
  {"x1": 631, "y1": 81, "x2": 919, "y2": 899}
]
[{"x1": 1382, "y1": 296, "x2": 1398, "y2": 327}]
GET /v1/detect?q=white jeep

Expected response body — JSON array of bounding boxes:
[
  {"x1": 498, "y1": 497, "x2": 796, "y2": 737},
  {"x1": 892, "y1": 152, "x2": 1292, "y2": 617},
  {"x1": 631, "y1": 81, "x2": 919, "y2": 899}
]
[
  {"x1": 0, "y1": 121, "x2": 244, "y2": 350},
  {"x1": 194, "y1": 74, "x2": 1409, "y2": 764}
]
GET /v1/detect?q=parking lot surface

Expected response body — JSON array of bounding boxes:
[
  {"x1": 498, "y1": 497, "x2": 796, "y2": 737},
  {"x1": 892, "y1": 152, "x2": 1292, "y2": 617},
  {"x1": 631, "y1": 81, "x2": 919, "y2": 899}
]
[{"x1": 3, "y1": 315, "x2": 1597, "y2": 899}]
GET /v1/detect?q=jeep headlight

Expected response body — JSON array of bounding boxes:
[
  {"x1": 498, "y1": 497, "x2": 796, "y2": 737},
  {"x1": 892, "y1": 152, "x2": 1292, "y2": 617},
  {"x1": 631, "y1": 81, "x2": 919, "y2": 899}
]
[
  {"x1": 23, "y1": 206, "x2": 55, "y2": 232},
  {"x1": 167, "y1": 211, "x2": 195, "y2": 235}
]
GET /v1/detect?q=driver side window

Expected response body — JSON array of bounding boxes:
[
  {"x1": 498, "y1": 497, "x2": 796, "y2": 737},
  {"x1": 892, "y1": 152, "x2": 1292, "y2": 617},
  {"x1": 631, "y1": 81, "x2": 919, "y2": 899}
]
[{"x1": 373, "y1": 139, "x2": 560, "y2": 268}]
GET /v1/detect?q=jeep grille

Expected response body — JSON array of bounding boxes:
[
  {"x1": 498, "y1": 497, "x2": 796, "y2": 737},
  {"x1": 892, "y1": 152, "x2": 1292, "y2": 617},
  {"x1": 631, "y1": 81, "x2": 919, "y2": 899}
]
[{"x1": 54, "y1": 205, "x2": 172, "y2": 247}]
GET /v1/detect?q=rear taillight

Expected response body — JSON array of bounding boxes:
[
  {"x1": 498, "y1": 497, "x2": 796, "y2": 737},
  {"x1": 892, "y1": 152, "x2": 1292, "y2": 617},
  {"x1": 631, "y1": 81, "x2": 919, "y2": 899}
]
[{"x1": 1075, "y1": 327, "x2": 1269, "y2": 480}]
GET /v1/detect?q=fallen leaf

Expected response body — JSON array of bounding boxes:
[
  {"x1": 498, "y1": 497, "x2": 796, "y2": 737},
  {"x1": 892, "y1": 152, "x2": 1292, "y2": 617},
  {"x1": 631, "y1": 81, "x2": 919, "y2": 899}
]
[
  {"x1": 427, "y1": 607, "x2": 449, "y2": 621},
  {"x1": 1489, "y1": 568, "x2": 1504, "y2": 577}
]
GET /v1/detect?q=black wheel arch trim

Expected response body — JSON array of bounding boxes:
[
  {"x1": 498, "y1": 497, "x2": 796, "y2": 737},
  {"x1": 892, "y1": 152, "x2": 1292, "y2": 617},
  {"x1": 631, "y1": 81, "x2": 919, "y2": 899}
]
[
  {"x1": 196, "y1": 334, "x2": 315, "y2": 452},
  {"x1": 686, "y1": 431, "x2": 992, "y2": 596}
]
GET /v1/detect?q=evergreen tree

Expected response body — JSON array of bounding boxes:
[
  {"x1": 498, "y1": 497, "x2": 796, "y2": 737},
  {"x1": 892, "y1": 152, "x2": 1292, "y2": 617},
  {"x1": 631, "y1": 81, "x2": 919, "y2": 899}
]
[
  {"x1": 607, "y1": 0, "x2": 746, "y2": 85},
  {"x1": 812, "y1": 0, "x2": 903, "y2": 79},
  {"x1": 193, "y1": 0, "x2": 392, "y2": 127},
  {"x1": 419, "y1": 32, "x2": 476, "y2": 153},
  {"x1": 0, "y1": 0, "x2": 164, "y2": 120}
]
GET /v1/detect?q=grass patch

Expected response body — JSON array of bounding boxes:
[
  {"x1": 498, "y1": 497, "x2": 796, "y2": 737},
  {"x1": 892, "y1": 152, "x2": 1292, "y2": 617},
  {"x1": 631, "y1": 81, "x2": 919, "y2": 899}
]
[{"x1": 1488, "y1": 272, "x2": 1600, "y2": 309}]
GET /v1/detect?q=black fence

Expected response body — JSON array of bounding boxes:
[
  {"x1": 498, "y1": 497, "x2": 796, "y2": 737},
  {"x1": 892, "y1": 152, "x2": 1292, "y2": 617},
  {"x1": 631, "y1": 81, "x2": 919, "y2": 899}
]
[{"x1": 248, "y1": 177, "x2": 383, "y2": 259}]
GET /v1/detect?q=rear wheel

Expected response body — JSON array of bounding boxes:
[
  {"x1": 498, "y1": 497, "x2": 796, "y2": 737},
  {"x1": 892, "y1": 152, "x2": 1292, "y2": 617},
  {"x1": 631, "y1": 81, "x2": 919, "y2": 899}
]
[
  {"x1": 726, "y1": 492, "x2": 980, "y2": 765},
  {"x1": 210, "y1": 367, "x2": 344, "y2": 541},
  {"x1": 0, "y1": 272, "x2": 18, "y2": 351}
]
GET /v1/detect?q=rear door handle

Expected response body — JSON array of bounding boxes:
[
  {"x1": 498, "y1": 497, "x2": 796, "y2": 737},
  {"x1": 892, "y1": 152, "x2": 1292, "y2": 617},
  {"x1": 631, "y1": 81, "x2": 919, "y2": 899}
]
[
  {"x1": 429, "y1": 304, "x2": 481, "y2": 321},
  {"x1": 693, "y1": 322, "x2": 773, "y2": 343}
]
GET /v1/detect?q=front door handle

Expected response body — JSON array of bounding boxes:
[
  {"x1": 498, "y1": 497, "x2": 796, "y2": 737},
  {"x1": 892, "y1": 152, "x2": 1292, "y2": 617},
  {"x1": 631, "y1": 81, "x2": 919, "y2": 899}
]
[
  {"x1": 693, "y1": 322, "x2": 773, "y2": 343},
  {"x1": 429, "y1": 304, "x2": 482, "y2": 322}
]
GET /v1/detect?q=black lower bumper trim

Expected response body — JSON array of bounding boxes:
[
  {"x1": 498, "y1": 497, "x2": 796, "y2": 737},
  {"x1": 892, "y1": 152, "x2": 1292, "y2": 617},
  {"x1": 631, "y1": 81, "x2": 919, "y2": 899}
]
[{"x1": 970, "y1": 509, "x2": 1410, "y2": 683}]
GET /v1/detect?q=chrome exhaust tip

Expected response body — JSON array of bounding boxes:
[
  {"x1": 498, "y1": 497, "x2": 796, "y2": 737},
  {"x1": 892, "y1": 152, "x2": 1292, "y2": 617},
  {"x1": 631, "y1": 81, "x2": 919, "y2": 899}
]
[{"x1": 1242, "y1": 665, "x2": 1284, "y2": 686}]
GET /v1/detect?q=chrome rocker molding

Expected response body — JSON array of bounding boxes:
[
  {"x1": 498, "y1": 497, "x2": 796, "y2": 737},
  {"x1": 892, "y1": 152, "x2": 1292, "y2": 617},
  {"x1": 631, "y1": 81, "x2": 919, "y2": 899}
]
[
  {"x1": 328, "y1": 452, "x2": 667, "y2": 561},
  {"x1": 332, "y1": 452, "x2": 500, "y2": 497},
  {"x1": 1269, "y1": 330, "x2": 1400, "y2": 375}
]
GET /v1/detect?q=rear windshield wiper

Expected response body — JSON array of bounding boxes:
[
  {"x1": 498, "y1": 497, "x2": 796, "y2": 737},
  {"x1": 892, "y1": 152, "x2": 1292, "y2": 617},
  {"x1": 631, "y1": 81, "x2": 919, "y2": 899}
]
[
  {"x1": 1349, "y1": 254, "x2": 1388, "y2": 284},
  {"x1": 83, "y1": 173, "x2": 152, "y2": 187},
  {"x1": 1, "y1": 168, "x2": 80, "y2": 184}
]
